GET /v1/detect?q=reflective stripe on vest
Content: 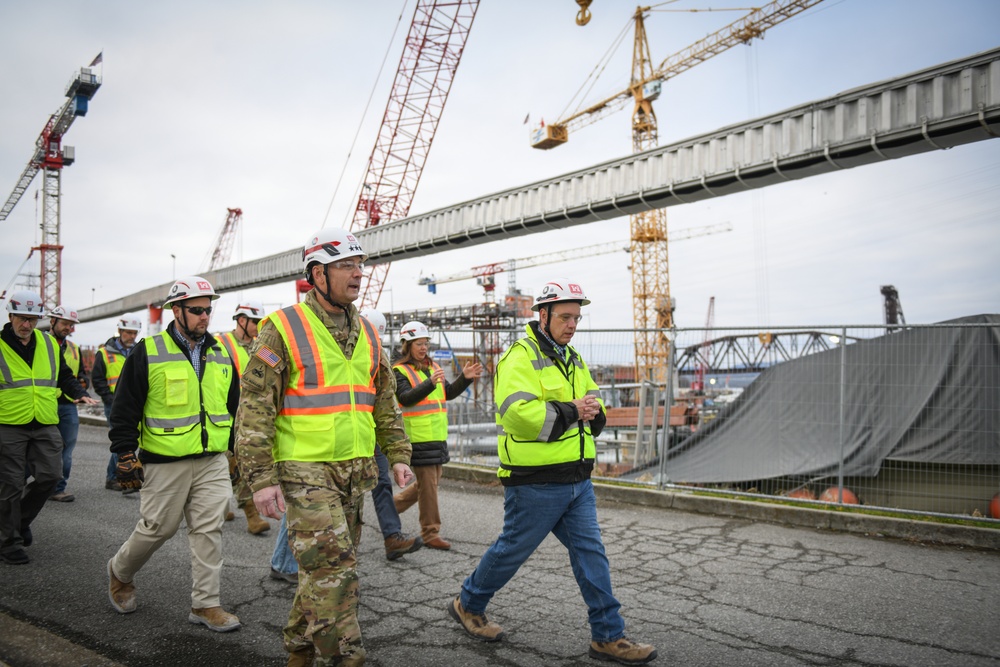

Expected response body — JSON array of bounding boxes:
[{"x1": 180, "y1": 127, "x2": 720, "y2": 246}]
[
  {"x1": 99, "y1": 346, "x2": 126, "y2": 393},
  {"x1": 138, "y1": 332, "x2": 234, "y2": 457},
  {"x1": 266, "y1": 304, "x2": 381, "y2": 462},
  {"x1": 393, "y1": 361, "x2": 448, "y2": 443},
  {"x1": 494, "y1": 329, "x2": 601, "y2": 477},
  {"x1": 217, "y1": 331, "x2": 249, "y2": 375},
  {"x1": 0, "y1": 330, "x2": 60, "y2": 425}
]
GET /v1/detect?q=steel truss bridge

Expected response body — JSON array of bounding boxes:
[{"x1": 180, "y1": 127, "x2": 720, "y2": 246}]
[
  {"x1": 675, "y1": 330, "x2": 864, "y2": 375},
  {"x1": 79, "y1": 46, "x2": 1000, "y2": 323}
]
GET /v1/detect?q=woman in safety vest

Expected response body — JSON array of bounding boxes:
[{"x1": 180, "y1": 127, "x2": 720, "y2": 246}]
[{"x1": 392, "y1": 321, "x2": 482, "y2": 550}]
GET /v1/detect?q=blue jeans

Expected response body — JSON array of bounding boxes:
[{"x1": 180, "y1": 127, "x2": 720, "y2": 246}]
[
  {"x1": 460, "y1": 479, "x2": 626, "y2": 642},
  {"x1": 371, "y1": 446, "x2": 402, "y2": 538},
  {"x1": 103, "y1": 402, "x2": 118, "y2": 482},
  {"x1": 54, "y1": 403, "x2": 79, "y2": 494},
  {"x1": 271, "y1": 513, "x2": 298, "y2": 575}
]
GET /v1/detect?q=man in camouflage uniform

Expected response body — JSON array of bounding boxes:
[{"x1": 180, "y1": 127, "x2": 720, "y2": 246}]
[{"x1": 236, "y1": 228, "x2": 413, "y2": 667}]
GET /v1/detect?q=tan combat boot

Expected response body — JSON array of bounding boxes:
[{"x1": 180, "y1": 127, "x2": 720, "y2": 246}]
[
  {"x1": 447, "y1": 596, "x2": 504, "y2": 642},
  {"x1": 286, "y1": 646, "x2": 315, "y2": 667},
  {"x1": 243, "y1": 500, "x2": 270, "y2": 535},
  {"x1": 107, "y1": 559, "x2": 136, "y2": 614},
  {"x1": 588, "y1": 637, "x2": 658, "y2": 665},
  {"x1": 189, "y1": 606, "x2": 241, "y2": 632}
]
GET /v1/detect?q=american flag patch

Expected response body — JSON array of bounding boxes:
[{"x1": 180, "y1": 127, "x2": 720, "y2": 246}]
[{"x1": 255, "y1": 345, "x2": 281, "y2": 368}]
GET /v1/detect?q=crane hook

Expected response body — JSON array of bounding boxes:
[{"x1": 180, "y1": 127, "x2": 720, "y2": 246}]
[{"x1": 575, "y1": 0, "x2": 593, "y2": 26}]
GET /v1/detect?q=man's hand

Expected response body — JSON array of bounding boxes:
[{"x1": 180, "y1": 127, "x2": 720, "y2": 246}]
[
  {"x1": 392, "y1": 463, "x2": 415, "y2": 488},
  {"x1": 116, "y1": 451, "x2": 144, "y2": 492},
  {"x1": 571, "y1": 396, "x2": 601, "y2": 422},
  {"x1": 253, "y1": 485, "x2": 286, "y2": 520},
  {"x1": 75, "y1": 395, "x2": 99, "y2": 406}
]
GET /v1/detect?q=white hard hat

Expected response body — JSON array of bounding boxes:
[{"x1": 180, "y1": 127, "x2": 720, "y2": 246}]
[
  {"x1": 359, "y1": 308, "x2": 387, "y2": 336},
  {"x1": 303, "y1": 228, "x2": 368, "y2": 268},
  {"x1": 117, "y1": 317, "x2": 142, "y2": 332},
  {"x1": 5, "y1": 290, "x2": 45, "y2": 317},
  {"x1": 233, "y1": 299, "x2": 265, "y2": 320},
  {"x1": 47, "y1": 305, "x2": 80, "y2": 323},
  {"x1": 399, "y1": 320, "x2": 430, "y2": 342},
  {"x1": 531, "y1": 278, "x2": 591, "y2": 311},
  {"x1": 163, "y1": 276, "x2": 220, "y2": 306}
]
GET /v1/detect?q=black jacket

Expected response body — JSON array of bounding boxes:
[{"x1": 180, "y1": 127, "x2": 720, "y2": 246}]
[
  {"x1": 393, "y1": 361, "x2": 472, "y2": 467},
  {"x1": 108, "y1": 323, "x2": 240, "y2": 464}
]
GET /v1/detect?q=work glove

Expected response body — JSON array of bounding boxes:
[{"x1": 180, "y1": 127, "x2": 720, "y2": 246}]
[
  {"x1": 116, "y1": 451, "x2": 144, "y2": 492},
  {"x1": 227, "y1": 450, "x2": 240, "y2": 485}
]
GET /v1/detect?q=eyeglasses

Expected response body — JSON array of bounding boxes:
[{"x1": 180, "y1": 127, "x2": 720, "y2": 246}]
[
  {"x1": 330, "y1": 259, "x2": 366, "y2": 272},
  {"x1": 183, "y1": 306, "x2": 213, "y2": 316},
  {"x1": 553, "y1": 313, "x2": 583, "y2": 324}
]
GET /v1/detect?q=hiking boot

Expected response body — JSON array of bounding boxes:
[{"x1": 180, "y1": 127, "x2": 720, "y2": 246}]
[
  {"x1": 269, "y1": 567, "x2": 298, "y2": 584},
  {"x1": 48, "y1": 492, "x2": 75, "y2": 502},
  {"x1": 286, "y1": 646, "x2": 315, "y2": 667},
  {"x1": 424, "y1": 536, "x2": 451, "y2": 550},
  {"x1": 107, "y1": 559, "x2": 136, "y2": 613},
  {"x1": 447, "y1": 596, "x2": 504, "y2": 642},
  {"x1": 224, "y1": 510, "x2": 235, "y2": 521},
  {"x1": 1, "y1": 549, "x2": 29, "y2": 565},
  {"x1": 588, "y1": 638, "x2": 658, "y2": 665},
  {"x1": 189, "y1": 606, "x2": 241, "y2": 632},
  {"x1": 243, "y1": 501, "x2": 270, "y2": 535},
  {"x1": 105, "y1": 479, "x2": 122, "y2": 491},
  {"x1": 384, "y1": 532, "x2": 422, "y2": 560}
]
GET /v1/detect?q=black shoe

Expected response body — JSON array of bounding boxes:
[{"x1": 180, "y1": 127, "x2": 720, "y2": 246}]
[
  {"x1": 0, "y1": 549, "x2": 29, "y2": 565},
  {"x1": 21, "y1": 525, "x2": 32, "y2": 547},
  {"x1": 269, "y1": 567, "x2": 297, "y2": 584}
]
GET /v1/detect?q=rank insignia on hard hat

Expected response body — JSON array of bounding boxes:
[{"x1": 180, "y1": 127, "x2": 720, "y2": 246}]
[{"x1": 255, "y1": 345, "x2": 280, "y2": 368}]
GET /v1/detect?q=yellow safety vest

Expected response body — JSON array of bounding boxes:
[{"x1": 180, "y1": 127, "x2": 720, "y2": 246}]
[
  {"x1": 393, "y1": 361, "x2": 448, "y2": 443},
  {"x1": 138, "y1": 332, "x2": 234, "y2": 457},
  {"x1": 494, "y1": 327, "x2": 602, "y2": 478},
  {"x1": 266, "y1": 304, "x2": 381, "y2": 463},
  {"x1": 0, "y1": 330, "x2": 60, "y2": 426},
  {"x1": 98, "y1": 345, "x2": 127, "y2": 393},
  {"x1": 58, "y1": 339, "x2": 81, "y2": 400},
  {"x1": 217, "y1": 331, "x2": 250, "y2": 375}
]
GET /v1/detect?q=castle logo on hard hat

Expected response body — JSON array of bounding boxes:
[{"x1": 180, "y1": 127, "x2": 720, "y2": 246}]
[
  {"x1": 197, "y1": 281, "x2": 211, "y2": 291},
  {"x1": 569, "y1": 283, "x2": 583, "y2": 295}
]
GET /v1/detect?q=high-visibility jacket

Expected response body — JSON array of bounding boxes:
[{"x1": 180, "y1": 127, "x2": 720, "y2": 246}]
[
  {"x1": 393, "y1": 361, "x2": 448, "y2": 443},
  {"x1": 138, "y1": 332, "x2": 234, "y2": 457},
  {"x1": 97, "y1": 346, "x2": 127, "y2": 394},
  {"x1": 266, "y1": 304, "x2": 381, "y2": 462},
  {"x1": 494, "y1": 327, "x2": 602, "y2": 478},
  {"x1": 58, "y1": 339, "x2": 82, "y2": 401},
  {"x1": 217, "y1": 330, "x2": 250, "y2": 375},
  {"x1": 0, "y1": 330, "x2": 60, "y2": 426}
]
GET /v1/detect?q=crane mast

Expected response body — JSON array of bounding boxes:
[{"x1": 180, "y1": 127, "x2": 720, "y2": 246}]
[
  {"x1": 206, "y1": 208, "x2": 243, "y2": 271},
  {"x1": 350, "y1": 0, "x2": 479, "y2": 309},
  {"x1": 1, "y1": 62, "x2": 101, "y2": 307}
]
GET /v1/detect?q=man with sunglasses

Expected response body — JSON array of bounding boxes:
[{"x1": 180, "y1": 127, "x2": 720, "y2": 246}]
[
  {"x1": 216, "y1": 300, "x2": 270, "y2": 535},
  {"x1": 448, "y1": 278, "x2": 657, "y2": 666},
  {"x1": 235, "y1": 228, "x2": 413, "y2": 667},
  {"x1": 106, "y1": 276, "x2": 242, "y2": 633}
]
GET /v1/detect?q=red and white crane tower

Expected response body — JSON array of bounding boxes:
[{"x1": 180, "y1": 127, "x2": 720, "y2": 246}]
[
  {"x1": 205, "y1": 208, "x2": 243, "y2": 272},
  {"x1": 349, "y1": 0, "x2": 480, "y2": 309},
  {"x1": 1, "y1": 56, "x2": 102, "y2": 307}
]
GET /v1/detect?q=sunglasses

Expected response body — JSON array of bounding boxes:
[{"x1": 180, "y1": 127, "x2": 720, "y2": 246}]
[{"x1": 183, "y1": 306, "x2": 213, "y2": 316}]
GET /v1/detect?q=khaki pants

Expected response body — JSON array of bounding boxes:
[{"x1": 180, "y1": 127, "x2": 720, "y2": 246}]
[
  {"x1": 111, "y1": 453, "x2": 230, "y2": 608},
  {"x1": 393, "y1": 464, "x2": 442, "y2": 542}
]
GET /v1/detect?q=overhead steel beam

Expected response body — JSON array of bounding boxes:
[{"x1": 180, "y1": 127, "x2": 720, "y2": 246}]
[{"x1": 79, "y1": 46, "x2": 1000, "y2": 323}]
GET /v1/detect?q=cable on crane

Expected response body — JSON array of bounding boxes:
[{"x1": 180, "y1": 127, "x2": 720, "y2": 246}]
[{"x1": 320, "y1": 0, "x2": 412, "y2": 230}]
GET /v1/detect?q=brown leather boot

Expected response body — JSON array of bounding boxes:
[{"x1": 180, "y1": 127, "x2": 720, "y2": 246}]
[
  {"x1": 107, "y1": 559, "x2": 136, "y2": 614},
  {"x1": 243, "y1": 501, "x2": 270, "y2": 535},
  {"x1": 447, "y1": 596, "x2": 504, "y2": 642},
  {"x1": 384, "y1": 532, "x2": 423, "y2": 560},
  {"x1": 588, "y1": 637, "x2": 657, "y2": 665},
  {"x1": 189, "y1": 606, "x2": 241, "y2": 632}
]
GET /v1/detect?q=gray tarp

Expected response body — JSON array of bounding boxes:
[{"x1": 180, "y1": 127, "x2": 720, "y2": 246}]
[{"x1": 663, "y1": 315, "x2": 1000, "y2": 484}]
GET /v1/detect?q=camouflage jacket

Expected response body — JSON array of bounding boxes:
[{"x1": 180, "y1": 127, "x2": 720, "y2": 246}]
[{"x1": 234, "y1": 289, "x2": 411, "y2": 493}]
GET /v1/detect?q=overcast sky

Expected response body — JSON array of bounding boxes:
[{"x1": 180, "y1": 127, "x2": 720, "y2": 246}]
[{"x1": 1, "y1": 0, "x2": 998, "y2": 347}]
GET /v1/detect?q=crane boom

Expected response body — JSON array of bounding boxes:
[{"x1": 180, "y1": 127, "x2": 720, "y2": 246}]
[
  {"x1": 205, "y1": 208, "x2": 243, "y2": 271},
  {"x1": 532, "y1": 0, "x2": 823, "y2": 149}
]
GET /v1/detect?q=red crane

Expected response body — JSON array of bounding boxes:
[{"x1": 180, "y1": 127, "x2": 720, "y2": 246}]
[
  {"x1": 349, "y1": 0, "x2": 480, "y2": 309},
  {"x1": 691, "y1": 296, "x2": 715, "y2": 394},
  {"x1": 205, "y1": 208, "x2": 243, "y2": 271}
]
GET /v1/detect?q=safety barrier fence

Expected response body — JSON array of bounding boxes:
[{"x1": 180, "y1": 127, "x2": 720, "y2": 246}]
[{"x1": 438, "y1": 321, "x2": 999, "y2": 523}]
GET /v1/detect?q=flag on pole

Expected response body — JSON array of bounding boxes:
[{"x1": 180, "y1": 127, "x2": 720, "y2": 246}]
[
  {"x1": 89, "y1": 51, "x2": 103, "y2": 67},
  {"x1": 523, "y1": 113, "x2": 530, "y2": 125}
]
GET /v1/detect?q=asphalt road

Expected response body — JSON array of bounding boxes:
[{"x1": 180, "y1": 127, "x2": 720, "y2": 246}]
[{"x1": 1, "y1": 423, "x2": 998, "y2": 667}]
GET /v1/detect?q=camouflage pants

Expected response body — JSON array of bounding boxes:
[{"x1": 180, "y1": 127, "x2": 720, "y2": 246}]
[{"x1": 279, "y1": 458, "x2": 376, "y2": 667}]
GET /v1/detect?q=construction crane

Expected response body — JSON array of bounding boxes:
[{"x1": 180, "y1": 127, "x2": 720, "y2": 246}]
[
  {"x1": 690, "y1": 295, "x2": 715, "y2": 393},
  {"x1": 203, "y1": 208, "x2": 243, "y2": 271},
  {"x1": 348, "y1": 0, "x2": 480, "y2": 310},
  {"x1": 1, "y1": 56, "x2": 102, "y2": 307},
  {"x1": 880, "y1": 285, "x2": 906, "y2": 331},
  {"x1": 531, "y1": 0, "x2": 823, "y2": 384},
  {"x1": 419, "y1": 221, "x2": 733, "y2": 300}
]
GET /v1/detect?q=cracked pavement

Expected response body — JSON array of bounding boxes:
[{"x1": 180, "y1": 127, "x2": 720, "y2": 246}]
[{"x1": 0, "y1": 423, "x2": 997, "y2": 666}]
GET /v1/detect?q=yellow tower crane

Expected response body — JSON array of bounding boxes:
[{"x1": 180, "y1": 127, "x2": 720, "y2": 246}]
[{"x1": 533, "y1": 0, "x2": 824, "y2": 383}]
